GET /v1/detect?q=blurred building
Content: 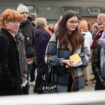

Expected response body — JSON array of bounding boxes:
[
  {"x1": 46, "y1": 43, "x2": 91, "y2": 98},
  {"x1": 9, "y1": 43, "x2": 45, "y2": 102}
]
[{"x1": 0, "y1": 0, "x2": 105, "y2": 24}]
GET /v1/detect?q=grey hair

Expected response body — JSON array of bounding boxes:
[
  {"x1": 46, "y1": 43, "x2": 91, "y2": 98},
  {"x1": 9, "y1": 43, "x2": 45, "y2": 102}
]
[{"x1": 36, "y1": 17, "x2": 47, "y2": 28}]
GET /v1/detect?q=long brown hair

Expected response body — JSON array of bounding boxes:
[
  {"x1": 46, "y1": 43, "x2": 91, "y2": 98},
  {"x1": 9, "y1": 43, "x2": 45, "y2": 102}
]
[{"x1": 55, "y1": 10, "x2": 84, "y2": 52}]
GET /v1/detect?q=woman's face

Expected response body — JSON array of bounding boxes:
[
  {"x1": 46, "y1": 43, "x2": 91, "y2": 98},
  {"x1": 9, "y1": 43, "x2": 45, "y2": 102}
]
[
  {"x1": 5, "y1": 21, "x2": 20, "y2": 35},
  {"x1": 97, "y1": 16, "x2": 104, "y2": 31},
  {"x1": 66, "y1": 16, "x2": 79, "y2": 32},
  {"x1": 101, "y1": 16, "x2": 105, "y2": 31}
]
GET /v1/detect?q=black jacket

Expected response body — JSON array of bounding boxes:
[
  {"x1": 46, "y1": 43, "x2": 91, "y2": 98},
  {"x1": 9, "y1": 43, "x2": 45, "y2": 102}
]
[
  {"x1": 0, "y1": 29, "x2": 22, "y2": 95},
  {"x1": 20, "y1": 19, "x2": 35, "y2": 58}
]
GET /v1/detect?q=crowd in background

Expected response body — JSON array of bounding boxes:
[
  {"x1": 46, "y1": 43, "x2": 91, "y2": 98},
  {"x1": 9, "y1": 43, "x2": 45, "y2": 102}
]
[{"x1": 0, "y1": 3, "x2": 105, "y2": 95}]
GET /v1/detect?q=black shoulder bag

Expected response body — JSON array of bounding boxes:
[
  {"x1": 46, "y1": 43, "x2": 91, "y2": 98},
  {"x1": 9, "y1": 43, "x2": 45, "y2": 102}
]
[{"x1": 36, "y1": 65, "x2": 57, "y2": 94}]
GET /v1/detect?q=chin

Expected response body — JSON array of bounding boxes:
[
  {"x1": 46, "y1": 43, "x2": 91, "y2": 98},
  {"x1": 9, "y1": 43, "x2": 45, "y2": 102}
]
[
  {"x1": 71, "y1": 29, "x2": 75, "y2": 31},
  {"x1": 14, "y1": 31, "x2": 18, "y2": 34}
]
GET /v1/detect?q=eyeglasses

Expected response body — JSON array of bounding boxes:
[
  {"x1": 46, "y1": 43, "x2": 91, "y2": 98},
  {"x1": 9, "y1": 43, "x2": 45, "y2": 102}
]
[{"x1": 69, "y1": 20, "x2": 79, "y2": 24}]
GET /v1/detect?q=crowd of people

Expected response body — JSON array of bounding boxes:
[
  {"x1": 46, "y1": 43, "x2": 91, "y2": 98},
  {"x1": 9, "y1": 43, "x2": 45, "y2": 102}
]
[{"x1": 0, "y1": 3, "x2": 105, "y2": 95}]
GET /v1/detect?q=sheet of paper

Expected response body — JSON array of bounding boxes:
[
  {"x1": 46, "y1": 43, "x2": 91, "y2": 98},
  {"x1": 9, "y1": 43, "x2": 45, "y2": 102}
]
[{"x1": 69, "y1": 53, "x2": 82, "y2": 67}]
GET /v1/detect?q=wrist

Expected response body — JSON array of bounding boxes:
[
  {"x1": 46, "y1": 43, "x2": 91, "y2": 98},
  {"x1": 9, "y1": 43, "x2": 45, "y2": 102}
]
[{"x1": 60, "y1": 58, "x2": 65, "y2": 65}]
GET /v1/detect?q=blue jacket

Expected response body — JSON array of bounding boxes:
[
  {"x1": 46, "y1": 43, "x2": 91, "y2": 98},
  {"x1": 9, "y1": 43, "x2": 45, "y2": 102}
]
[{"x1": 45, "y1": 34, "x2": 89, "y2": 91}]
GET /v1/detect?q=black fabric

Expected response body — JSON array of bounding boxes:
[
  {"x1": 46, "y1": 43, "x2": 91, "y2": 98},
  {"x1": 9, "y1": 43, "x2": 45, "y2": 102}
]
[
  {"x1": 35, "y1": 68, "x2": 57, "y2": 94},
  {"x1": 30, "y1": 62, "x2": 36, "y2": 82},
  {"x1": 95, "y1": 79, "x2": 105, "y2": 90},
  {"x1": 0, "y1": 29, "x2": 22, "y2": 95},
  {"x1": 20, "y1": 19, "x2": 35, "y2": 58},
  {"x1": 26, "y1": 47, "x2": 35, "y2": 58},
  {"x1": 52, "y1": 65, "x2": 70, "y2": 75},
  {"x1": 36, "y1": 78, "x2": 57, "y2": 94}
]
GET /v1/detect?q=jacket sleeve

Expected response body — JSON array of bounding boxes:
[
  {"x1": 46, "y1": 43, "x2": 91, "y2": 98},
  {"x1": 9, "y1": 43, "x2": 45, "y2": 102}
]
[
  {"x1": 0, "y1": 36, "x2": 15, "y2": 87},
  {"x1": 45, "y1": 35, "x2": 64, "y2": 66}
]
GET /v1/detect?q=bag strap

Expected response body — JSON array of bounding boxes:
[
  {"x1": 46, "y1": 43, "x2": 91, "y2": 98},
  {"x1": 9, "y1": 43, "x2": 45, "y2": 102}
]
[{"x1": 44, "y1": 64, "x2": 56, "y2": 84}]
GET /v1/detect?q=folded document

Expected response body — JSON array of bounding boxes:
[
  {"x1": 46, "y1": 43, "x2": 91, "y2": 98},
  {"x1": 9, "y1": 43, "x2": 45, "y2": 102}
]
[{"x1": 69, "y1": 53, "x2": 82, "y2": 67}]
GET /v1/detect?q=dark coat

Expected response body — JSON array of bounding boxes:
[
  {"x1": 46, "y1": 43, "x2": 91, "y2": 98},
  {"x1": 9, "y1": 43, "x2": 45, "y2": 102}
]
[
  {"x1": 0, "y1": 29, "x2": 22, "y2": 95},
  {"x1": 20, "y1": 19, "x2": 35, "y2": 58},
  {"x1": 16, "y1": 32, "x2": 27, "y2": 76},
  {"x1": 34, "y1": 27, "x2": 51, "y2": 75}
]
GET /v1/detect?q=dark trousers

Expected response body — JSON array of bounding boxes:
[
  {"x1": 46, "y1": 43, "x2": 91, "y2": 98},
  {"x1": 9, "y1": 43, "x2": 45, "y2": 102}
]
[
  {"x1": 33, "y1": 74, "x2": 42, "y2": 93},
  {"x1": 27, "y1": 63, "x2": 36, "y2": 82},
  {"x1": 30, "y1": 63, "x2": 37, "y2": 82},
  {"x1": 95, "y1": 80, "x2": 105, "y2": 90},
  {"x1": 22, "y1": 83, "x2": 29, "y2": 94}
]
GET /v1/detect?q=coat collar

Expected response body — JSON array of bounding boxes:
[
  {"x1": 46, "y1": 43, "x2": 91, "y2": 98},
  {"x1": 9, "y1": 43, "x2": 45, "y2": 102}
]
[{"x1": 1, "y1": 28, "x2": 15, "y2": 42}]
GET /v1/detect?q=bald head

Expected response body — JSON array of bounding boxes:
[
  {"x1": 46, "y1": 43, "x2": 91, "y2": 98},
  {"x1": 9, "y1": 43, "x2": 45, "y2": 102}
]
[
  {"x1": 97, "y1": 13, "x2": 105, "y2": 31},
  {"x1": 97, "y1": 13, "x2": 105, "y2": 23}
]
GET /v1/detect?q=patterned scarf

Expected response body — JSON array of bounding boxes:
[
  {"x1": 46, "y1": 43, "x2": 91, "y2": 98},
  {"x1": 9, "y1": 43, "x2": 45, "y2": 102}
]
[
  {"x1": 99, "y1": 32, "x2": 105, "y2": 78},
  {"x1": 100, "y1": 48, "x2": 105, "y2": 78}
]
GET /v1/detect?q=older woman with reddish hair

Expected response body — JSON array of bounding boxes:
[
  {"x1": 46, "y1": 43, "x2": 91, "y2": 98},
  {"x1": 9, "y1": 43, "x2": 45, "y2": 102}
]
[{"x1": 0, "y1": 9, "x2": 22, "y2": 95}]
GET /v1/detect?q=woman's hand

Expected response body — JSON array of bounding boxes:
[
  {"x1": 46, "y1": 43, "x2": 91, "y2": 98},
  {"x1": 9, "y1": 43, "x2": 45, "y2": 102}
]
[
  {"x1": 26, "y1": 58, "x2": 33, "y2": 65},
  {"x1": 61, "y1": 59, "x2": 74, "y2": 67}
]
